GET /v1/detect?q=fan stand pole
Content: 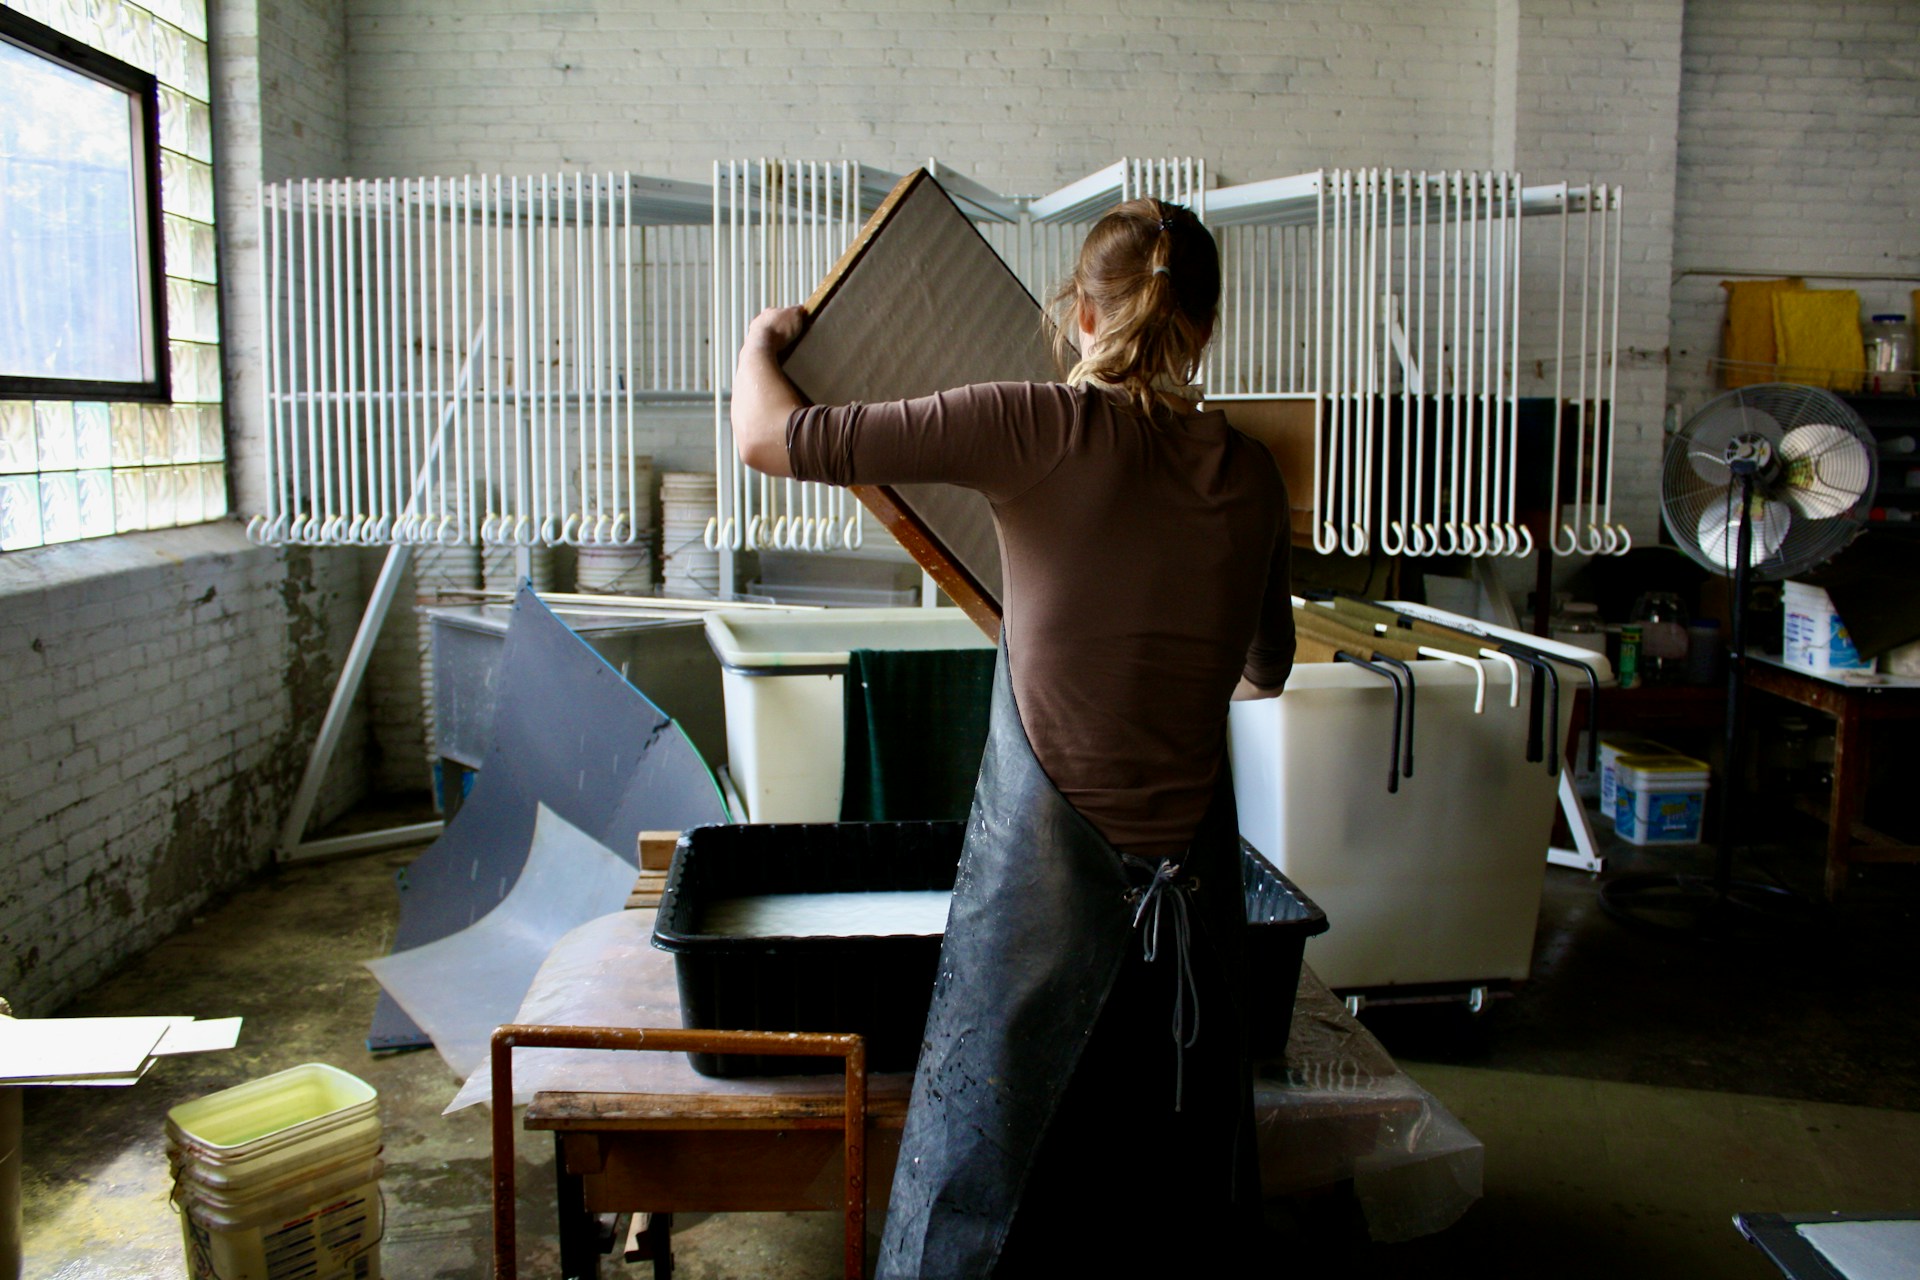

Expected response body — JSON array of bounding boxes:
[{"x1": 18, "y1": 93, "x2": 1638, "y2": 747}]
[
  {"x1": 1601, "y1": 464, "x2": 1812, "y2": 938},
  {"x1": 1712, "y1": 469, "x2": 1758, "y2": 916}
]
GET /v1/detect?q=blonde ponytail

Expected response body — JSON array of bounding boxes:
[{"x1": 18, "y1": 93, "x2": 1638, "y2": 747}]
[{"x1": 1048, "y1": 199, "x2": 1220, "y2": 417}]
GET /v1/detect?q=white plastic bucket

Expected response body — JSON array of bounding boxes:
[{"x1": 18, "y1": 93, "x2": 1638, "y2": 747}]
[
  {"x1": 1598, "y1": 734, "x2": 1677, "y2": 817},
  {"x1": 168, "y1": 1064, "x2": 384, "y2": 1280},
  {"x1": 167, "y1": 1064, "x2": 375, "y2": 1160},
  {"x1": 575, "y1": 544, "x2": 654, "y2": 594},
  {"x1": 178, "y1": 1157, "x2": 384, "y2": 1280},
  {"x1": 1613, "y1": 755, "x2": 1710, "y2": 845},
  {"x1": 1782, "y1": 580, "x2": 1875, "y2": 674}
]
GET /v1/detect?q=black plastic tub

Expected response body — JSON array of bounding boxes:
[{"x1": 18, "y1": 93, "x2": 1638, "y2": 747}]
[
  {"x1": 652, "y1": 822, "x2": 1327, "y2": 1077},
  {"x1": 1240, "y1": 839, "x2": 1331, "y2": 1058}
]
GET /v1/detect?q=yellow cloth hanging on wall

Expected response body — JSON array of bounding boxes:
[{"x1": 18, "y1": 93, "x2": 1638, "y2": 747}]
[
  {"x1": 1772, "y1": 288, "x2": 1864, "y2": 392},
  {"x1": 1719, "y1": 277, "x2": 1803, "y2": 387}
]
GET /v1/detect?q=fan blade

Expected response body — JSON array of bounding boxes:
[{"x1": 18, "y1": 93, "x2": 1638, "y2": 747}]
[
  {"x1": 1694, "y1": 493, "x2": 1791, "y2": 570},
  {"x1": 1777, "y1": 422, "x2": 1873, "y2": 519}
]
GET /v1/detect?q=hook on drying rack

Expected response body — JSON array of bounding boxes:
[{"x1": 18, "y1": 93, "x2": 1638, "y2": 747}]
[
  {"x1": 1497, "y1": 646, "x2": 1561, "y2": 776},
  {"x1": 1419, "y1": 645, "x2": 1488, "y2": 714},
  {"x1": 1370, "y1": 652, "x2": 1417, "y2": 779},
  {"x1": 1479, "y1": 647, "x2": 1523, "y2": 708},
  {"x1": 1336, "y1": 651, "x2": 1406, "y2": 794}
]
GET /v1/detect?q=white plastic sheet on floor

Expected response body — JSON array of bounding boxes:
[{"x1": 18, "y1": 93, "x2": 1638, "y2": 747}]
[
  {"x1": 366, "y1": 803, "x2": 637, "y2": 1080},
  {"x1": 452, "y1": 909, "x2": 1483, "y2": 1242}
]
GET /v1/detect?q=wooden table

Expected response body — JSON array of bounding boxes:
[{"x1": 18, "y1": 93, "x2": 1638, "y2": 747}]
[
  {"x1": 481, "y1": 911, "x2": 1472, "y2": 1278},
  {"x1": 1743, "y1": 658, "x2": 1920, "y2": 899}
]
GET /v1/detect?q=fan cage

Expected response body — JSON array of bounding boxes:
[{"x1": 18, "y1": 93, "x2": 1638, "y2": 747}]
[{"x1": 1661, "y1": 384, "x2": 1875, "y2": 580}]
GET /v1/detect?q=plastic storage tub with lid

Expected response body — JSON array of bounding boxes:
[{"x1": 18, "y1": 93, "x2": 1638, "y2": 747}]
[{"x1": 1612, "y1": 754, "x2": 1710, "y2": 846}]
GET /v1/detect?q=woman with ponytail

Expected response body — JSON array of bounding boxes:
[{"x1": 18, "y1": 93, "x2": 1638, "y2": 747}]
[{"x1": 734, "y1": 198, "x2": 1293, "y2": 1277}]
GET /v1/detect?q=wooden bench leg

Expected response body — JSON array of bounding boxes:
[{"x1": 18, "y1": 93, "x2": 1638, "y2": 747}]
[
  {"x1": 555, "y1": 1134, "x2": 600, "y2": 1280},
  {"x1": 650, "y1": 1213, "x2": 674, "y2": 1279},
  {"x1": 1825, "y1": 707, "x2": 1868, "y2": 901}
]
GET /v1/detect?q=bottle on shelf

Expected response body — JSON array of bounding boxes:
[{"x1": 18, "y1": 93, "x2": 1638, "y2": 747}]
[
  {"x1": 1631, "y1": 591, "x2": 1690, "y2": 685},
  {"x1": 1616, "y1": 624, "x2": 1643, "y2": 690},
  {"x1": 1864, "y1": 314, "x2": 1915, "y2": 395}
]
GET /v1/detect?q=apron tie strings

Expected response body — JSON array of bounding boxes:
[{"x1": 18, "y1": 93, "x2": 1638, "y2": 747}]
[{"x1": 1129, "y1": 857, "x2": 1201, "y2": 1111}]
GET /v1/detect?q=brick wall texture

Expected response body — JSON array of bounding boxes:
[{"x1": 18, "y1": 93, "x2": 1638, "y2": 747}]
[{"x1": 0, "y1": 528, "x2": 366, "y2": 1013}]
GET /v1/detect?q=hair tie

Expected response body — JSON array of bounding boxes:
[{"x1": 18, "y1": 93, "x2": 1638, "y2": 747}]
[{"x1": 1151, "y1": 265, "x2": 1171, "y2": 277}]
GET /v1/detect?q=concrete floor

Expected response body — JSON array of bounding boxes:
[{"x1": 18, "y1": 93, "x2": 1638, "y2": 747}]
[{"x1": 17, "y1": 798, "x2": 1920, "y2": 1279}]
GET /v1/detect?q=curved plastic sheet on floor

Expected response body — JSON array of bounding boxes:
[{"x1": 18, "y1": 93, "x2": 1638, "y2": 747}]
[{"x1": 365, "y1": 587, "x2": 728, "y2": 1054}]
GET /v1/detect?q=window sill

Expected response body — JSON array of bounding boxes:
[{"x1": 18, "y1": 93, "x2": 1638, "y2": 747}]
[{"x1": 0, "y1": 519, "x2": 268, "y2": 601}]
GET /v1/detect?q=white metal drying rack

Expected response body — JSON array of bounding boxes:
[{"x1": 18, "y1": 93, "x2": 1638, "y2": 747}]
[{"x1": 252, "y1": 156, "x2": 1627, "y2": 860}]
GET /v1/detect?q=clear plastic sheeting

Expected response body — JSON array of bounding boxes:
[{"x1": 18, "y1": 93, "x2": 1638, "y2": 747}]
[
  {"x1": 453, "y1": 912, "x2": 1482, "y2": 1243},
  {"x1": 446, "y1": 908, "x2": 911, "y2": 1115},
  {"x1": 1255, "y1": 967, "x2": 1484, "y2": 1242},
  {"x1": 365, "y1": 803, "x2": 638, "y2": 1080}
]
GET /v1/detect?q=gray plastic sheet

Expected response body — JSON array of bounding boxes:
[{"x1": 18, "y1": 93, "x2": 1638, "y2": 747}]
[
  {"x1": 367, "y1": 587, "x2": 728, "y2": 1050},
  {"x1": 365, "y1": 803, "x2": 639, "y2": 1080}
]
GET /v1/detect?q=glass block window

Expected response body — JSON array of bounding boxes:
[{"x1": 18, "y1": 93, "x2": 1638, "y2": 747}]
[{"x1": 0, "y1": 0, "x2": 222, "y2": 551}]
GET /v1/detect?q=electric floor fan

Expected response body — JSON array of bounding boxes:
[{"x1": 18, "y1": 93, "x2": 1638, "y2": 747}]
[{"x1": 1600, "y1": 383, "x2": 1877, "y2": 933}]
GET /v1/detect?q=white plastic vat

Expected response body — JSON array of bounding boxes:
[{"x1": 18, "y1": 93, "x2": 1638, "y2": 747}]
[
  {"x1": 704, "y1": 608, "x2": 994, "y2": 822},
  {"x1": 1229, "y1": 605, "x2": 1609, "y2": 993}
]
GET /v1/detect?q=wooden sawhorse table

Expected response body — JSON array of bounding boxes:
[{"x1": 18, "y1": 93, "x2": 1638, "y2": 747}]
[
  {"x1": 478, "y1": 911, "x2": 1473, "y2": 1279},
  {"x1": 1743, "y1": 658, "x2": 1920, "y2": 899}
]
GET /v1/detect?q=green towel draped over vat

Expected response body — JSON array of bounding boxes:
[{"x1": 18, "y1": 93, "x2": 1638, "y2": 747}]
[{"x1": 840, "y1": 648, "x2": 995, "y2": 821}]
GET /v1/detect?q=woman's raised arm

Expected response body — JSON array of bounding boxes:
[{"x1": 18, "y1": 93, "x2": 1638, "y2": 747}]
[{"x1": 731, "y1": 305, "x2": 808, "y2": 478}]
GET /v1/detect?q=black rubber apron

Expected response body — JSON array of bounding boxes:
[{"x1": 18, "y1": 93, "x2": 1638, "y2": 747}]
[{"x1": 878, "y1": 640, "x2": 1257, "y2": 1279}]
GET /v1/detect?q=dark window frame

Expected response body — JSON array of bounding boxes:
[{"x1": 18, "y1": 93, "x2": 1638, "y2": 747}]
[{"x1": 0, "y1": 7, "x2": 170, "y2": 404}]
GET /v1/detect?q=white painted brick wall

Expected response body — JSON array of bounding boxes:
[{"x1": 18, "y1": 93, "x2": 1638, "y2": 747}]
[
  {"x1": 1667, "y1": 0, "x2": 1920, "y2": 416},
  {"x1": 338, "y1": 0, "x2": 1503, "y2": 190},
  {"x1": 1511, "y1": 0, "x2": 1685, "y2": 551},
  {"x1": 0, "y1": 527, "x2": 365, "y2": 1015}
]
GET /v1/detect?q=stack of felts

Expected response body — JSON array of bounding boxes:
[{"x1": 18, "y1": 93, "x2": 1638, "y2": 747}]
[
  {"x1": 659, "y1": 471, "x2": 721, "y2": 597},
  {"x1": 167, "y1": 1062, "x2": 385, "y2": 1280},
  {"x1": 480, "y1": 542, "x2": 556, "y2": 594},
  {"x1": 412, "y1": 542, "x2": 482, "y2": 780},
  {"x1": 574, "y1": 452, "x2": 655, "y2": 594}
]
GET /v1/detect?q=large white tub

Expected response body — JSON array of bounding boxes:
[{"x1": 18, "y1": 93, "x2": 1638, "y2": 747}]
[
  {"x1": 704, "y1": 608, "x2": 995, "y2": 822},
  {"x1": 1229, "y1": 605, "x2": 1610, "y2": 994}
]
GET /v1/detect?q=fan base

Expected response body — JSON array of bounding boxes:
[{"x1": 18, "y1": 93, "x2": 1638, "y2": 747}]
[{"x1": 1599, "y1": 871, "x2": 1820, "y2": 940}]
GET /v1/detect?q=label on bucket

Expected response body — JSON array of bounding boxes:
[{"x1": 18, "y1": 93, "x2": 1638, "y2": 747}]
[
  {"x1": 185, "y1": 1186, "x2": 381, "y2": 1280},
  {"x1": 1615, "y1": 785, "x2": 1704, "y2": 844}
]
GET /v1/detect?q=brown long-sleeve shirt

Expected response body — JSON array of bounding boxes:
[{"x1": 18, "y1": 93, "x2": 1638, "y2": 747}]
[{"x1": 787, "y1": 380, "x2": 1293, "y2": 858}]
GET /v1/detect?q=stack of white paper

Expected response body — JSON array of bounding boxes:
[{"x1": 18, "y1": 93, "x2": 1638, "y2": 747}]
[{"x1": 0, "y1": 1015, "x2": 242, "y2": 1087}]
